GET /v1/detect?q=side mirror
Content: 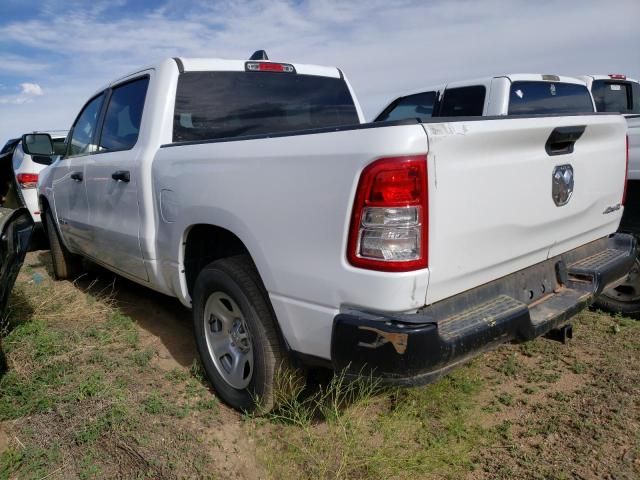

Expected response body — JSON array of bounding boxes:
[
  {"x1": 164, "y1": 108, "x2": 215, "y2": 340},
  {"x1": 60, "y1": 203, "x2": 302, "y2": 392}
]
[{"x1": 21, "y1": 133, "x2": 54, "y2": 156}]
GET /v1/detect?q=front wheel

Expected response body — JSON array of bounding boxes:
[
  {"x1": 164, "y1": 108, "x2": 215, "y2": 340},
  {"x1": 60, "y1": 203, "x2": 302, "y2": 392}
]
[
  {"x1": 192, "y1": 255, "x2": 289, "y2": 412},
  {"x1": 44, "y1": 209, "x2": 82, "y2": 280},
  {"x1": 593, "y1": 257, "x2": 640, "y2": 315}
]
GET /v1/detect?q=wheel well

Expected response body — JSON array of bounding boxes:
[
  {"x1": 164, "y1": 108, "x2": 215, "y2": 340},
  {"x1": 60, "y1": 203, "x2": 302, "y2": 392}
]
[{"x1": 183, "y1": 225, "x2": 250, "y2": 296}]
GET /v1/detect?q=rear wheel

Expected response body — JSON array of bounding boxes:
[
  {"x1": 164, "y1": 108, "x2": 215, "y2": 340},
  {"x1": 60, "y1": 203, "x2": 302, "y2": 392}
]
[
  {"x1": 593, "y1": 257, "x2": 640, "y2": 315},
  {"x1": 44, "y1": 209, "x2": 82, "y2": 280},
  {"x1": 192, "y1": 255, "x2": 290, "y2": 412}
]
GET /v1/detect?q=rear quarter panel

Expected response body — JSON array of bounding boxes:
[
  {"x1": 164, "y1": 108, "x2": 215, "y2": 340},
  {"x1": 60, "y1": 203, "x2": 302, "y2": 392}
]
[{"x1": 152, "y1": 124, "x2": 430, "y2": 358}]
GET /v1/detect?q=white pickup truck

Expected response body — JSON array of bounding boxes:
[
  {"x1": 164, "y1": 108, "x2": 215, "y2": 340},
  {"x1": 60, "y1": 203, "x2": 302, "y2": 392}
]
[
  {"x1": 33, "y1": 54, "x2": 634, "y2": 411},
  {"x1": 577, "y1": 74, "x2": 640, "y2": 312}
]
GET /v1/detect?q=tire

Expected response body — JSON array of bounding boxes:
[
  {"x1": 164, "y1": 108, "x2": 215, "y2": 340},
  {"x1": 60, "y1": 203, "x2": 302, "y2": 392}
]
[
  {"x1": 593, "y1": 257, "x2": 640, "y2": 315},
  {"x1": 192, "y1": 255, "x2": 289, "y2": 412},
  {"x1": 593, "y1": 294, "x2": 640, "y2": 315},
  {"x1": 44, "y1": 209, "x2": 82, "y2": 280}
]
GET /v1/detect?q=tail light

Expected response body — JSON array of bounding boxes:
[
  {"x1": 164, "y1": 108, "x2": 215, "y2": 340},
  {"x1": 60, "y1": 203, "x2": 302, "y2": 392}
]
[
  {"x1": 622, "y1": 135, "x2": 629, "y2": 205},
  {"x1": 16, "y1": 173, "x2": 38, "y2": 189},
  {"x1": 347, "y1": 155, "x2": 428, "y2": 271}
]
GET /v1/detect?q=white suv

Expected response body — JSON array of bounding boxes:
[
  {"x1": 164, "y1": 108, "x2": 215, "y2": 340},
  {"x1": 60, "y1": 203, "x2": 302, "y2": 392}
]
[{"x1": 10, "y1": 131, "x2": 67, "y2": 225}]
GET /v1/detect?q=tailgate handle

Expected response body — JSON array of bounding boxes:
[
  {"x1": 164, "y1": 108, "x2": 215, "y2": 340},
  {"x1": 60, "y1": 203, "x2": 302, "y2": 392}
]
[{"x1": 545, "y1": 126, "x2": 585, "y2": 156}]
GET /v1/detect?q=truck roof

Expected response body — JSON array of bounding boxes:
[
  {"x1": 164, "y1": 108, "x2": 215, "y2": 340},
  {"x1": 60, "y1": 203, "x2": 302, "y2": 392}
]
[
  {"x1": 579, "y1": 74, "x2": 639, "y2": 84},
  {"x1": 177, "y1": 58, "x2": 342, "y2": 78},
  {"x1": 500, "y1": 73, "x2": 585, "y2": 85},
  {"x1": 395, "y1": 73, "x2": 587, "y2": 99},
  {"x1": 94, "y1": 56, "x2": 343, "y2": 95}
]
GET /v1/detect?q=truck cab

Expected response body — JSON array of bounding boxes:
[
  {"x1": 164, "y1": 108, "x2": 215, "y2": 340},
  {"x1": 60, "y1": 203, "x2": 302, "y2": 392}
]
[{"x1": 375, "y1": 74, "x2": 594, "y2": 121}]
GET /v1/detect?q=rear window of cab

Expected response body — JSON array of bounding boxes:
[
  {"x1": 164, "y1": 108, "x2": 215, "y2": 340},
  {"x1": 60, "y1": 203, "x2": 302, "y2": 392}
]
[
  {"x1": 591, "y1": 80, "x2": 640, "y2": 114},
  {"x1": 173, "y1": 71, "x2": 359, "y2": 142},
  {"x1": 508, "y1": 81, "x2": 594, "y2": 115}
]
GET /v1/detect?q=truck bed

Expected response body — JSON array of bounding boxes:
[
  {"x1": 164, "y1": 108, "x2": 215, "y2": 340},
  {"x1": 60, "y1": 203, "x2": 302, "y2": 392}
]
[{"x1": 153, "y1": 112, "x2": 627, "y2": 360}]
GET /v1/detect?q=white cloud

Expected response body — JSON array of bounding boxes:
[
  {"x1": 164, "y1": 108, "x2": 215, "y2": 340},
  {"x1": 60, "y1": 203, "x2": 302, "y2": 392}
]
[
  {"x1": 0, "y1": 0, "x2": 638, "y2": 140},
  {"x1": 20, "y1": 83, "x2": 43, "y2": 96},
  {"x1": 0, "y1": 82, "x2": 44, "y2": 106}
]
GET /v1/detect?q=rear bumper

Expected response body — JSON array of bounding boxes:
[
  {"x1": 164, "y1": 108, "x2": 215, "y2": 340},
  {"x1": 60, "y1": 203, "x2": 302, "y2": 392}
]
[{"x1": 331, "y1": 233, "x2": 636, "y2": 385}]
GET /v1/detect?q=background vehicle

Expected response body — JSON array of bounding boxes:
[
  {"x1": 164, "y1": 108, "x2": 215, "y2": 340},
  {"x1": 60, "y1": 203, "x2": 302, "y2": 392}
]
[
  {"x1": 9, "y1": 131, "x2": 67, "y2": 226},
  {"x1": 579, "y1": 74, "x2": 640, "y2": 312},
  {"x1": 374, "y1": 74, "x2": 594, "y2": 121},
  {"x1": 0, "y1": 138, "x2": 37, "y2": 374},
  {"x1": 36, "y1": 55, "x2": 633, "y2": 411}
]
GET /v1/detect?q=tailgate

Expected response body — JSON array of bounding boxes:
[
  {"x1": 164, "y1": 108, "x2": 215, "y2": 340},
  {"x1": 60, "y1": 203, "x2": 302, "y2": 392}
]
[{"x1": 424, "y1": 114, "x2": 627, "y2": 305}]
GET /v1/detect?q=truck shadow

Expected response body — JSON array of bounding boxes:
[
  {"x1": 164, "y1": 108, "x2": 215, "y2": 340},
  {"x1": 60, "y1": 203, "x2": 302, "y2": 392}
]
[
  {"x1": 31, "y1": 250, "x2": 371, "y2": 414},
  {"x1": 36, "y1": 251, "x2": 197, "y2": 370}
]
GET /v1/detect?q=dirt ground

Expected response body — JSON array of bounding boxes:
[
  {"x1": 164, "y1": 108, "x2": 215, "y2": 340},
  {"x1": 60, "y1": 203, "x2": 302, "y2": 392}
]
[{"x1": 0, "y1": 251, "x2": 638, "y2": 479}]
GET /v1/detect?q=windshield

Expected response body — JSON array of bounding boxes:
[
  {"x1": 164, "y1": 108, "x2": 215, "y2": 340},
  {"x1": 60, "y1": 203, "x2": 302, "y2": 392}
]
[
  {"x1": 508, "y1": 81, "x2": 594, "y2": 115},
  {"x1": 591, "y1": 80, "x2": 640, "y2": 114},
  {"x1": 173, "y1": 71, "x2": 360, "y2": 142}
]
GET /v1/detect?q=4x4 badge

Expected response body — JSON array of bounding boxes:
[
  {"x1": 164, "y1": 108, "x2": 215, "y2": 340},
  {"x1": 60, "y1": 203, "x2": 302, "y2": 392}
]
[{"x1": 552, "y1": 164, "x2": 574, "y2": 206}]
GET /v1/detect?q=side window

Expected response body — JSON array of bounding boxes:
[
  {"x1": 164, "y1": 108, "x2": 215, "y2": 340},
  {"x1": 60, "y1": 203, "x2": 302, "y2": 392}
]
[
  {"x1": 68, "y1": 93, "x2": 105, "y2": 158},
  {"x1": 376, "y1": 92, "x2": 437, "y2": 122},
  {"x1": 98, "y1": 77, "x2": 149, "y2": 153},
  {"x1": 52, "y1": 138, "x2": 67, "y2": 155},
  {"x1": 439, "y1": 86, "x2": 486, "y2": 116}
]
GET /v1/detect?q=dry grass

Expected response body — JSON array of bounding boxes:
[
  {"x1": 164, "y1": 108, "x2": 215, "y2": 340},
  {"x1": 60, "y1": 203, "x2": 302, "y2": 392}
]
[
  {"x1": 0, "y1": 255, "x2": 235, "y2": 479},
  {"x1": 253, "y1": 310, "x2": 640, "y2": 480},
  {"x1": 0, "y1": 252, "x2": 639, "y2": 479}
]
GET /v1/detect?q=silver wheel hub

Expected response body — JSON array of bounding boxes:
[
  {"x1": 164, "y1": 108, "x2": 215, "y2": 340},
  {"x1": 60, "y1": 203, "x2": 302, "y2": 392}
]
[{"x1": 203, "y1": 292, "x2": 253, "y2": 389}]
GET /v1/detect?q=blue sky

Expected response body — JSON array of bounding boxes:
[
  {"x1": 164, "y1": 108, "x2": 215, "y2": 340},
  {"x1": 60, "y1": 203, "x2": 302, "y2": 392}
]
[{"x1": 1, "y1": 0, "x2": 639, "y2": 141}]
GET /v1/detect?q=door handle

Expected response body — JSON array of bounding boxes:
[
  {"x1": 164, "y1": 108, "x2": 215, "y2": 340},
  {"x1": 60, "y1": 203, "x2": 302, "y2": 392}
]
[
  {"x1": 545, "y1": 126, "x2": 586, "y2": 156},
  {"x1": 111, "y1": 170, "x2": 130, "y2": 183},
  {"x1": 70, "y1": 171, "x2": 83, "y2": 182}
]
